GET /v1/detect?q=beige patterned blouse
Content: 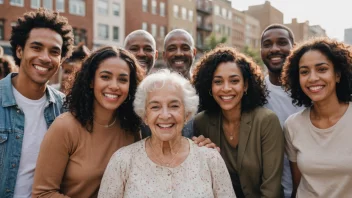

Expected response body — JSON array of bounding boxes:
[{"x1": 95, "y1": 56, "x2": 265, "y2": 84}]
[{"x1": 98, "y1": 138, "x2": 236, "y2": 198}]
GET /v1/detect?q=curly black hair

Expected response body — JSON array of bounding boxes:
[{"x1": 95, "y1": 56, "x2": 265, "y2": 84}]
[
  {"x1": 64, "y1": 46, "x2": 145, "y2": 134},
  {"x1": 192, "y1": 46, "x2": 268, "y2": 113},
  {"x1": 10, "y1": 8, "x2": 74, "y2": 66},
  {"x1": 281, "y1": 37, "x2": 352, "y2": 107}
]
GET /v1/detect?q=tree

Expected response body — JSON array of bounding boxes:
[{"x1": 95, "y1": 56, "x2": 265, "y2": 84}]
[
  {"x1": 204, "y1": 33, "x2": 227, "y2": 51},
  {"x1": 241, "y1": 45, "x2": 265, "y2": 69}
]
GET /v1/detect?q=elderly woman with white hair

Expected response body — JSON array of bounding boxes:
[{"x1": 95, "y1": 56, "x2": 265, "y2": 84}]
[{"x1": 98, "y1": 69, "x2": 236, "y2": 197}]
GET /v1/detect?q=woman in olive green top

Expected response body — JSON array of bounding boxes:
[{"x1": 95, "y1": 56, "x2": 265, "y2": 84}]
[{"x1": 192, "y1": 46, "x2": 284, "y2": 198}]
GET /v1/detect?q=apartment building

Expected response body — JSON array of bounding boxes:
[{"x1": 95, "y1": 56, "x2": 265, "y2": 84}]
[
  {"x1": 168, "y1": 0, "x2": 196, "y2": 40},
  {"x1": 93, "y1": 0, "x2": 124, "y2": 48},
  {"x1": 212, "y1": 0, "x2": 232, "y2": 46},
  {"x1": 125, "y1": 0, "x2": 168, "y2": 53},
  {"x1": 344, "y1": 28, "x2": 352, "y2": 45},
  {"x1": 244, "y1": 14, "x2": 260, "y2": 50},
  {"x1": 285, "y1": 18, "x2": 309, "y2": 42},
  {"x1": 0, "y1": 0, "x2": 93, "y2": 55},
  {"x1": 196, "y1": 0, "x2": 212, "y2": 50},
  {"x1": 232, "y1": 8, "x2": 245, "y2": 50},
  {"x1": 309, "y1": 25, "x2": 327, "y2": 38},
  {"x1": 245, "y1": 1, "x2": 283, "y2": 33}
]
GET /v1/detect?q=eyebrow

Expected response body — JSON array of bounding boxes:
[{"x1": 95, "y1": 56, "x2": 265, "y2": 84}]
[
  {"x1": 299, "y1": 62, "x2": 329, "y2": 69},
  {"x1": 30, "y1": 41, "x2": 61, "y2": 51},
  {"x1": 213, "y1": 74, "x2": 240, "y2": 78},
  {"x1": 99, "y1": 70, "x2": 129, "y2": 76},
  {"x1": 148, "y1": 99, "x2": 181, "y2": 105}
]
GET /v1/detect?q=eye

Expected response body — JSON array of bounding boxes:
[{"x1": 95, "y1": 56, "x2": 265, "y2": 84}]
[
  {"x1": 318, "y1": 67, "x2": 328, "y2": 72},
  {"x1": 101, "y1": 75, "x2": 110, "y2": 80},
  {"x1": 51, "y1": 50, "x2": 61, "y2": 56},
  {"x1": 31, "y1": 46, "x2": 41, "y2": 51},
  {"x1": 171, "y1": 104, "x2": 179, "y2": 108},
  {"x1": 144, "y1": 47, "x2": 153, "y2": 52},
  {"x1": 262, "y1": 43, "x2": 272, "y2": 48},
  {"x1": 231, "y1": 79, "x2": 240, "y2": 83},
  {"x1": 167, "y1": 47, "x2": 176, "y2": 52},
  {"x1": 182, "y1": 46, "x2": 191, "y2": 51},
  {"x1": 129, "y1": 47, "x2": 138, "y2": 52},
  {"x1": 213, "y1": 80, "x2": 222, "y2": 84},
  {"x1": 151, "y1": 106, "x2": 159, "y2": 110},
  {"x1": 119, "y1": 77, "x2": 129, "y2": 83},
  {"x1": 299, "y1": 70, "x2": 308, "y2": 75}
]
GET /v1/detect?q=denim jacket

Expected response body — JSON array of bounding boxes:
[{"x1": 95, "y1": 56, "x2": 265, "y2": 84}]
[{"x1": 0, "y1": 73, "x2": 65, "y2": 198}]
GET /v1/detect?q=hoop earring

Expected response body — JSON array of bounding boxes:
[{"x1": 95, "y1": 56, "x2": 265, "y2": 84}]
[
  {"x1": 209, "y1": 90, "x2": 213, "y2": 96},
  {"x1": 123, "y1": 94, "x2": 131, "y2": 104}
]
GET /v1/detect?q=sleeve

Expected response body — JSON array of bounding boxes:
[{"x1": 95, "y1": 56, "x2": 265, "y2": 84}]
[
  {"x1": 283, "y1": 121, "x2": 297, "y2": 162},
  {"x1": 98, "y1": 147, "x2": 130, "y2": 198},
  {"x1": 207, "y1": 150, "x2": 237, "y2": 198},
  {"x1": 32, "y1": 116, "x2": 74, "y2": 198},
  {"x1": 260, "y1": 112, "x2": 284, "y2": 198}
]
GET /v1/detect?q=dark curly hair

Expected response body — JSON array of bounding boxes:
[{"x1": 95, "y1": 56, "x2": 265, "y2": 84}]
[
  {"x1": 281, "y1": 37, "x2": 352, "y2": 107},
  {"x1": 10, "y1": 8, "x2": 74, "y2": 66},
  {"x1": 192, "y1": 46, "x2": 268, "y2": 113},
  {"x1": 64, "y1": 46, "x2": 145, "y2": 134}
]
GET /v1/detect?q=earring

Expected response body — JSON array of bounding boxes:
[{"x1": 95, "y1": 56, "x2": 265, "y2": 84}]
[
  {"x1": 209, "y1": 90, "x2": 213, "y2": 96},
  {"x1": 123, "y1": 94, "x2": 131, "y2": 104},
  {"x1": 244, "y1": 91, "x2": 247, "y2": 95}
]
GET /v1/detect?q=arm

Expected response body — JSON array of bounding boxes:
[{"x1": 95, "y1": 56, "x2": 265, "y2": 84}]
[
  {"x1": 260, "y1": 113, "x2": 284, "y2": 198},
  {"x1": 290, "y1": 162, "x2": 301, "y2": 198},
  {"x1": 98, "y1": 148, "x2": 129, "y2": 198},
  {"x1": 207, "y1": 150, "x2": 236, "y2": 198},
  {"x1": 32, "y1": 116, "x2": 72, "y2": 198}
]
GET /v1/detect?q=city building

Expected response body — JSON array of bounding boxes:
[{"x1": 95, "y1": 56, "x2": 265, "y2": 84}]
[
  {"x1": 285, "y1": 18, "x2": 309, "y2": 42},
  {"x1": 196, "y1": 0, "x2": 213, "y2": 50},
  {"x1": 212, "y1": 0, "x2": 232, "y2": 46},
  {"x1": 168, "y1": 0, "x2": 196, "y2": 39},
  {"x1": 344, "y1": 28, "x2": 352, "y2": 45},
  {"x1": 93, "y1": 0, "x2": 125, "y2": 49},
  {"x1": 0, "y1": 0, "x2": 93, "y2": 55},
  {"x1": 125, "y1": 0, "x2": 167, "y2": 53},
  {"x1": 309, "y1": 25, "x2": 327, "y2": 38},
  {"x1": 244, "y1": 14, "x2": 260, "y2": 49},
  {"x1": 245, "y1": 1, "x2": 283, "y2": 33},
  {"x1": 231, "y1": 8, "x2": 245, "y2": 50}
]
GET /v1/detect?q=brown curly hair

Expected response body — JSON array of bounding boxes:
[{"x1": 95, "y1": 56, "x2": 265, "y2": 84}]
[
  {"x1": 281, "y1": 37, "x2": 352, "y2": 107},
  {"x1": 10, "y1": 8, "x2": 74, "y2": 66},
  {"x1": 192, "y1": 46, "x2": 268, "y2": 113}
]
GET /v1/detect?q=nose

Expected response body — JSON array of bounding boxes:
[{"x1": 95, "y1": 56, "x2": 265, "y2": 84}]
[
  {"x1": 222, "y1": 82, "x2": 232, "y2": 92},
  {"x1": 308, "y1": 70, "x2": 319, "y2": 82},
  {"x1": 136, "y1": 48, "x2": 146, "y2": 57},
  {"x1": 175, "y1": 48, "x2": 184, "y2": 56},
  {"x1": 270, "y1": 43, "x2": 280, "y2": 53},
  {"x1": 39, "y1": 50, "x2": 51, "y2": 63},
  {"x1": 159, "y1": 106, "x2": 171, "y2": 119},
  {"x1": 109, "y1": 80, "x2": 120, "y2": 91}
]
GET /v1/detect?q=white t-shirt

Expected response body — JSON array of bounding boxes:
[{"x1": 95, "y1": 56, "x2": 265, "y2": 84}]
[
  {"x1": 264, "y1": 76, "x2": 304, "y2": 198},
  {"x1": 12, "y1": 86, "x2": 48, "y2": 198},
  {"x1": 284, "y1": 103, "x2": 352, "y2": 197}
]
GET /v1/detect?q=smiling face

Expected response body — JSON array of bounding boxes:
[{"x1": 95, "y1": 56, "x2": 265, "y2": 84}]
[
  {"x1": 144, "y1": 83, "x2": 186, "y2": 142},
  {"x1": 61, "y1": 60, "x2": 82, "y2": 84},
  {"x1": 211, "y1": 62, "x2": 247, "y2": 112},
  {"x1": 298, "y1": 50, "x2": 340, "y2": 104},
  {"x1": 92, "y1": 57, "x2": 130, "y2": 115},
  {"x1": 125, "y1": 33, "x2": 157, "y2": 74},
  {"x1": 261, "y1": 28, "x2": 293, "y2": 74},
  {"x1": 16, "y1": 28, "x2": 63, "y2": 85},
  {"x1": 163, "y1": 32, "x2": 196, "y2": 78}
]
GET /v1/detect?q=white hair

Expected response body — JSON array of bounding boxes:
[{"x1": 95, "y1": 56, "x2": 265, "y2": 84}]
[
  {"x1": 133, "y1": 69, "x2": 199, "y2": 119},
  {"x1": 163, "y1": 29, "x2": 195, "y2": 49},
  {"x1": 123, "y1": 30, "x2": 156, "y2": 49}
]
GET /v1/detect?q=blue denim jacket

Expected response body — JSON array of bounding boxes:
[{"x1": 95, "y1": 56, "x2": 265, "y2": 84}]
[{"x1": 0, "y1": 73, "x2": 65, "y2": 198}]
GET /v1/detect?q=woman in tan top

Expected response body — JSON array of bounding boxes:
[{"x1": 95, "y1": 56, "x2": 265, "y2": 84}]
[
  {"x1": 281, "y1": 37, "x2": 352, "y2": 197},
  {"x1": 98, "y1": 69, "x2": 236, "y2": 197},
  {"x1": 32, "y1": 46, "x2": 144, "y2": 197}
]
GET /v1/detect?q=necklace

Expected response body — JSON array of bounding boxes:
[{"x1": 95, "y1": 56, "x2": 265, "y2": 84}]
[
  {"x1": 224, "y1": 121, "x2": 240, "y2": 141},
  {"x1": 148, "y1": 137, "x2": 183, "y2": 167},
  {"x1": 94, "y1": 118, "x2": 117, "y2": 128}
]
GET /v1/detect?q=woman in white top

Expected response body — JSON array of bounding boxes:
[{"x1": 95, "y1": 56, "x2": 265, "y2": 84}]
[
  {"x1": 98, "y1": 69, "x2": 236, "y2": 198},
  {"x1": 281, "y1": 37, "x2": 352, "y2": 197}
]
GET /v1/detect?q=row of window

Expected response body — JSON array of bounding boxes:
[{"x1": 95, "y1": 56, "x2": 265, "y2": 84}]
[
  {"x1": 215, "y1": 24, "x2": 231, "y2": 36},
  {"x1": 98, "y1": 24, "x2": 120, "y2": 41},
  {"x1": 143, "y1": 0, "x2": 165, "y2": 17},
  {"x1": 1, "y1": 0, "x2": 85, "y2": 16},
  {"x1": 173, "y1": 5, "x2": 193, "y2": 21},
  {"x1": 142, "y1": 22, "x2": 166, "y2": 38},
  {"x1": 214, "y1": 5, "x2": 232, "y2": 20},
  {"x1": 97, "y1": 0, "x2": 120, "y2": 17}
]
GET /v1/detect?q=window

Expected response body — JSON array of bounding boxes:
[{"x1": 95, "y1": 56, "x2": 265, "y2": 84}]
[
  {"x1": 56, "y1": 0, "x2": 65, "y2": 12},
  {"x1": 73, "y1": 28, "x2": 80, "y2": 44},
  {"x1": 31, "y1": 0, "x2": 40, "y2": 8},
  {"x1": 98, "y1": 0, "x2": 108, "y2": 15},
  {"x1": 215, "y1": 24, "x2": 220, "y2": 33},
  {"x1": 228, "y1": 12, "x2": 232, "y2": 20},
  {"x1": 214, "y1": 5, "x2": 219, "y2": 15},
  {"x1": 112, "y1": 3, "x2": 120, "y2": 16},
  {"x1": 160, "y1": 26, "x2": 165, "y2": 38},
  {"x1": 228, "y1": 27, "x2": 231, "y2": 36},
  {"x1": 98, "y1": 24, "x2": 109, "y2": 39},
  {"x1": 69, "y1": 0, "x2": 85, "y2": 16},
  {"x1": 151, "y1": 24, "x2": 157, "y2": 37},
  {"x1": 43, "y1": 0, "x2": 53, "y2": 10},
  {"x1": 0, "y1": 0, "x2": 3, "y2": 4},
  {"x1": 10, "y1": 0, "x2": 24, "y2": 7},
  {"x1": 246, "y1": 24, "x2": 251, "y2": 32},
  {"x1": 142, "y1": 0, "x2": 148, "y2": 12},
  {"x1": 11, "y1": 22, "x2": 18, "y2": 27},
  {"x1": 181, "y1": 7, "x2": 187, "y2": 20},
  {"x1": 0, "y1": 21, "x2": 3, "y2": 40},
  {"x1": 245, "y1": 38, "x2": 251, "y2": 45},
  {"x1": 151, "y1": 0, "x2": 157, "y2": 14},
  {"x1": 221, "y1": 8, "x2": 227, "y2": 18},
  {"x1": 188, "y1": 10, "x2": 193, "y2": 22},
  {"x1": 160, "y1": 2, "x2": 165, "y2": 17},
  {"x1": 113, "y1": 26, "x2": 119, "y2": 41},
  {"x1": 142, "y1": 22, "x2": 148, "y2": 31},
  {"x1": 173, "y1": 5, "x2": 179, "y2": 18},
  {"x1": 81, "y1": 29, "x2": 87, "y2": 44}
]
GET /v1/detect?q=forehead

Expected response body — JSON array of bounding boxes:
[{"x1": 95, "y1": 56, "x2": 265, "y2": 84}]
[
  {"x1": 262, "y1": 28, "x2": 290, "y2": 42},
  {"x1": 126, "y1": 34, "x2": 155, "y2": 47},
  {"x1": 148, "y1": 84, "x2": 183, "y2": 102},
  {"x1": 26, "y1": 28, "x2": 63, "y2": 49},
  {"x1": 165, "y1": 32, "x2": 192, "y2": 47},
  {"x1": 299, "y1": 50, "x2": 331, "y2": 65},
  {"x1": 214, "y1": 62, "x2": 242, "y2": 76},
  {"x1": 97, "y1": 57, "x2": 130, "y2": 73}
]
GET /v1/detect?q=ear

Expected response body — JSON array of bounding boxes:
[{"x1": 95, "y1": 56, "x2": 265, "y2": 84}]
[
  {"x1": 244, "y1": 79, "x2": 249, "y2": 93},
  {"x1": 336, "y1": 71, "x2": 341, "y2": 83},
  {"x1": 155, "y1": 50, "x2": 158, "y2": 60},
  {"x1": 143, "y1": 116, "x2": 148, "y2": 126},
  {"x1": 192, "y1": 48, "x2": 197, "y2": 57},
  {"x1": 185, "y1": 112, "x2": 192, "y2": 123},
  {"x1": 90, "y1": 80, "x2": 94, "y2": 88},
  {"x1": 16, "y1": 46, "x2": 23, "y2": 60}
]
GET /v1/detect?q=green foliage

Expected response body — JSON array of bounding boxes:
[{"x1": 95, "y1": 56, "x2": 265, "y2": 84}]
[
  {"x1": 241, "y1": 45, "x2": 264, "y2": 68},
  {"x1": 204, "y1": 33, "x2": 227, "y2": 51}
]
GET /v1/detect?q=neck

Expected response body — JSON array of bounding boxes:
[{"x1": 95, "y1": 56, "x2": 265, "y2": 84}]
[
  {"x1": 311, "y1": 94, "x2": 348, "y2": 119},
  {"x1": 221, "y1": 105, "x2": 241, "y2": 124},
  {"x1": 12, "y1": 73, "x2": 46, "y2": 100},
  {"x1": 93, "y1": 105, "x2": 116, "y2": 126},
  {"x1": 268, "y1": 71, "x2": 281, "y2": 86},
  {"x1": 149, "y1": 135, "x2": 183, "y2": 156}
]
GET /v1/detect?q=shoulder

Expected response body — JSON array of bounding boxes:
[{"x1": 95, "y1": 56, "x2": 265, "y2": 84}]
[
  {"x1": 109, "y1": 140, "x2": 144, "y2": 164},
  {"x1": 194, "y1": 110, "x2": 217, "y2": 125},
  {"x1": 47, "y1": 85, "x2": 65, "y2": 100},
  {"x1": 190, "y1": 140, "x2": 222, "y2": 162},
  {"x1": 285, "y1": 108, "x2": 308, "y2": 127},
  {"x1": 251, "y1": 107, "x2": 279, "y2": 122}
]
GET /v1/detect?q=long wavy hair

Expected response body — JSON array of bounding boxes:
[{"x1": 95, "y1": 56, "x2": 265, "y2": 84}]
[
  {"x1": 64, "y1": 46, "x2": 145, "y2": 133},
  {"x1": 192, "y1": 46, "x2": 268, "y2": 113}
]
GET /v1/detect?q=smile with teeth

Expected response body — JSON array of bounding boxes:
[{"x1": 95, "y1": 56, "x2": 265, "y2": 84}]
[
  {"x1": 220, "y1": 96, "x2": 235, "y2": 100},
  {"x1": 157, "y1": 123, "x2": 174, "y2": 128},
  {"x1": 104, "y1": 93, "x2": 119, "y2": 99},
  {"x1": 174, "y1": 60, "x2": 184, "y2": 65},
  {"x1": 34, "y1": 65, "x2": 49, "y2": 71},
  {"x1": 308, "y1": 86, "x2": 324, "y2": 92}
]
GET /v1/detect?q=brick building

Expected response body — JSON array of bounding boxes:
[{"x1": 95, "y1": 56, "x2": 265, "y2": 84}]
[
  {"x1": 285, "y1": 18, "x2": 309, "y2": 42},
  {"x1": 196, "y1": 0, "x2": 212, "y2": 51},
  {"x1": 232, "y1": 8, "x2": 245, "y2": 50}
]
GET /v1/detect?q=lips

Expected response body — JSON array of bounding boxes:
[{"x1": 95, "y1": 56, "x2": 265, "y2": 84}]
[
  {"x1": 157, "y1": 123, "x2": 174, "y2": 128},
  {"x1": 34, "y1": 64, "x2": 49, "y2": 72},
  {"x1": 137, "y1": 59, "x2": 148, "y2": 68},
  {"x1": 220, "y1": 95, "x2": 235, "y2": 102},
  {"x1": 104, "y1": 93, "x2": 119, "y2": 99},
  {"x1": 308, "y1": 85, "x2": 324, "y2": 93}
]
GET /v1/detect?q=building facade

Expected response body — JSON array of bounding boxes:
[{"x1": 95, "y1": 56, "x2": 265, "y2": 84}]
[
  {"x1": 308, "y1": 25, "x2": 327, "y2": 38},
  {"x1": 344, "y1": 28, "x2": 352, "y2": 45},
  {"x1": 168, "y1": 0, "x2": 196, "y2": 39},
  {"x1": 125, "y1": 0, "x2": 168, "y2": 53},
  {"x1": 244, "y1": 14, "x2": 260, "y2": 50},
  {"x1": 93, "y1": 0, "x2": 125, "y2": 49},
  {"x1": 231, "y1": 8, "x2": 245, "y2": 50},
  {"x1": 285, "y1": 18, "x2": 309, "y2": 42},
  {"x1": 196, "y1": 0, "x2": 212, "y2": 50},
  {"x1": 212, "y1": 0, "x2": 232, "y2": 46}
]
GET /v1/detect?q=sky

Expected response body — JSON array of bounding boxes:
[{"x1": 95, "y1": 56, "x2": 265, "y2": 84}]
[{"x1": 231, "y1": 0, "x2": 352, "y2": 41}]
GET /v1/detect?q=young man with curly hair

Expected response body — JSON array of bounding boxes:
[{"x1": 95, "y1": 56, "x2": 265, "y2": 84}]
[{"x1": 0, "y1": 8, "x2": 73, "y2": 197}]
